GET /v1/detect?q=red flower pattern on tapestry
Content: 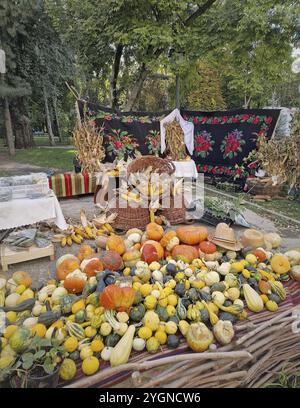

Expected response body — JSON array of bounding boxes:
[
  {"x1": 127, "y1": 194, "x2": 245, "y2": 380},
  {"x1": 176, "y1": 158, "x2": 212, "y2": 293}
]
[
  {"x1": 220, "y1": 129, "x2": 245, "y2": 159},
  {"x1": 195, "y1": 131, "x2": 215, "y2": 158}
]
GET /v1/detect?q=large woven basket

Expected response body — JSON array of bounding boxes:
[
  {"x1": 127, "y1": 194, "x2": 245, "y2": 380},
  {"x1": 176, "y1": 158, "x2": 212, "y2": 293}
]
[
  {"x1": 160, "y1": 195, "x2": 187, "y2": 225},
  {"x1": 246, "y1": 177, "x2": 282, "y2": 197},
  {"x1": 127, "y1": 156, "x2": 175, "y2": 177},
  {"x1": 107, "y1": 195, "x2": 150, "y2": 231}
]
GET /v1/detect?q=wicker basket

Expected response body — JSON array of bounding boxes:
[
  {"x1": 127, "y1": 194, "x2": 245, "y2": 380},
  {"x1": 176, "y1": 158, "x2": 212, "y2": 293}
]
[
  {"x1": 107, "y1": 195, "x2": 150, "y2": 231},
  {"x1": 160, "y1": 195, "x2": 187, "y2": 225},
  {"x1": 127, "y1": 156, "x2": 175, "y2": 177},
  {"x1": 246, "y1": 177, "x2": 282, "y2": 197}
]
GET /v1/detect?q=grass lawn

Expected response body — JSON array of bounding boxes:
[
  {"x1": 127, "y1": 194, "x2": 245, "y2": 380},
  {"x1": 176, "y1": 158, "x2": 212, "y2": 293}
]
[{"x1": 10, "y1": 147, "x2": 76, "y2": 172}]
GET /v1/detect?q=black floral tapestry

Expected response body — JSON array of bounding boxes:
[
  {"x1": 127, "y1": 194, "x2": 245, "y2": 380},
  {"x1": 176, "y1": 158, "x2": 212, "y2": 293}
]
[{"x1": 77, "y1": 100, "x2": 280, "y2": 179}]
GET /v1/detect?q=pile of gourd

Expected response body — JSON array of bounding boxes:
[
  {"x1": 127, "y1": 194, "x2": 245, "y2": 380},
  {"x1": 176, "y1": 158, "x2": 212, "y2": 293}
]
[{"x1": 1, "y1": 223, "x2": 300, "y2": 383}]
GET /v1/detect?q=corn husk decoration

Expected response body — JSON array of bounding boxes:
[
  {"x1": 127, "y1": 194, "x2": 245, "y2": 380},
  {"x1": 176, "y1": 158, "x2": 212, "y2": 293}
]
[{"x1": 73, "y1": 121, "x2": 105, "y2": 172}]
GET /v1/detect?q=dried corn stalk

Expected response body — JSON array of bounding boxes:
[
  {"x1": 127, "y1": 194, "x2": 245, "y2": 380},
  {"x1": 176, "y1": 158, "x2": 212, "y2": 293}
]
[
  {"x1": 164, "y1": 120, "x2": 186, "y2": 160},
  {"x1": 73, "y1": 121, "x2": 105, "y2": 172},
  {"x1": 257, "y1": 135, "x2": 300, "y2": 190}
]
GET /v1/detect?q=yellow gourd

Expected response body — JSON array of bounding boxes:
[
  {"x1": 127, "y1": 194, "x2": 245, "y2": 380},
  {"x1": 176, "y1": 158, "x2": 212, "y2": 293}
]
[
  {"x1": 109, "y1": 325, "x2": 135, "y2": 367},
  {"x1": 243, "y1": 284, "x2": 264, "y2": 312}
]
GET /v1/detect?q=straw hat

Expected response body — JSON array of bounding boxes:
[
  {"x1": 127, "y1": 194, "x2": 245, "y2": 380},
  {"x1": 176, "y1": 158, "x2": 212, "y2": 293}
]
[{"x1": 209, "y1": 223, "x2": 243, "y2": 251}]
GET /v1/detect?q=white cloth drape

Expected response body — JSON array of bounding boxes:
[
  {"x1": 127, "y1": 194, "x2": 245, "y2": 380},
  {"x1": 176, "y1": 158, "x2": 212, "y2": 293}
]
[
  {"x1": 172, "y1": 160, "x2": 198, "y2": 179},
  {"x1": 0, "y1": 191, "x2": 68, "y2": 230},
  {"x1": 160, "y1": 108, "x2": 194, "y2": 155}
]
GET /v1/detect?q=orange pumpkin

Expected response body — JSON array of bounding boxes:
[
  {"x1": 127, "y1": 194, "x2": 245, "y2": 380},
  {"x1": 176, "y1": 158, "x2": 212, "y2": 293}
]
[
  {"x1": 81, "y1": 258, "x2": 104, "y2": 277},
  {"x1": 199, "y1": 241, "x2": 217, "y2": 254},
  {"x1": 176, "y1": 226, "x2": 208, "y2": 245},
  {"x1": 56, "y1": 254, "x2": 79, "y2": 270},
  {"x1": 100, "y1": 250, "x2": 123, "y2": 271},
  {"x1": 77, "y1": 244, "x2": 95, "y2": 262},
  {"x1": 171, "y1": 245, "x2": 199, "y2": 263},
  {"x1": 146, "y1": 222, "x2": 164, "y2": 241},
  {"x1": 100, "y1": 284, "x2": 135, "y2": 312},
  {"x1": 133, "y1": 243, "x2": 141, "y2": 251},
  {"x1": 12, "y1": 271, "x2": 32, "y2": 288},
  {"x1": 141, "y1": 240, "x2": 164, "y2": 263},
  {"x1": 56, "y1": 259, "x2": 80, "y2": 281},
  {"x1": 252, "y1": 249, "x2": 267, "y2": 263},
  {"x1": 106, "y1": 234, "x2": 126, "y2": 255},
  {"x1": 160, "y1": 231, "x2": 177, "y2": 247},
  {"x1": 64, "y1": 277, "x2": 86, "y2": 294}
]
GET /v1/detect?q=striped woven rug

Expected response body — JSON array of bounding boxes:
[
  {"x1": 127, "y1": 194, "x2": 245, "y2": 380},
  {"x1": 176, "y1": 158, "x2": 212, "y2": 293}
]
[{"x1": 48, "y1": 173, "x2": 97, "y2": 198}]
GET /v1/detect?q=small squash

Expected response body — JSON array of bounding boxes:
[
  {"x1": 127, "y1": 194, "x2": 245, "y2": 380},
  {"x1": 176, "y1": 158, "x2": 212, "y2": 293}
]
[
  {"x1": 270, "y1": 254, "x2": 290, "y2": 275},
  {"x1": 171, "y1": 245, "x2": 198, "y2": 263},
  {"x1": 56, "y1": 258, "x2": 80, "y2": 281},
  {"x1": 64, "y1": 269, "x2": 87, "y2": 294},
  {"x1": 77, "y1": 244, "x2": 95, "y2": 262},
  {"x1": 146, "y1": 223, "x2": 164, "y2": 241},
  {"x1": 100, "y1": 284, "x2": 135, "y2": 312},
  {"x1": 100, "y1": 250, "x2": 123, "y2": 271},
  {"x1": 199, "y1": 241, "x2": 217, "y2": 254},
  {"x1": 141, "y1": 241, "x2": 164, "y2": 263},
  {"x1": 81, "y1": 258, "x2": 103, "y2": 277},
  {"x1": 186, "y1": 322, "x2": 213, "y2": 352},
  {"x1": 106, "y1": 234, "x2": 126, "y2": 255},
  {"x1": 12, "y1": 271, "x2": 32, "y2": 288}
]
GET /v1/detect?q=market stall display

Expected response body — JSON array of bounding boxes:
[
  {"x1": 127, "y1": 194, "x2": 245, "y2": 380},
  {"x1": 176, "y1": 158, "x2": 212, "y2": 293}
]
[{"x1": 0, "y1": 218, "x2": 299, "y2": 388}]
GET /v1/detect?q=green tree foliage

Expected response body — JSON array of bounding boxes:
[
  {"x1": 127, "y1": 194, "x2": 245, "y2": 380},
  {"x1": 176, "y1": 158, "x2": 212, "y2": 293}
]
[{"x1": 175, "y1": 60, "x2": 226, "y2": 110}]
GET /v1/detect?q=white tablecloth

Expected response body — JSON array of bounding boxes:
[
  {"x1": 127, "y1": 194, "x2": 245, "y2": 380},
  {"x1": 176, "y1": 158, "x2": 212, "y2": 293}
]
[
  {"x1": 172, "y1": 160, "x2": 198, "y2": 179},
  {"x1": 0, "y1": 191, "x2": 68, "y2": 231}
]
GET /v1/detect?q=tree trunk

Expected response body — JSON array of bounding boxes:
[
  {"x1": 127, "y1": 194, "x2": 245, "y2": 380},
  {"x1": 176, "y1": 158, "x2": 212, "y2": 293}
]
[
  {"x1": 124, "y1": 64, "x2": 148, "y2": 111},
  {"x1": 110, "y1": 44, "x2": 123, "y2": 109},
  {"x1": 4, "y1": 97, "x2": 15, "y2": 155},
  {"x1": 13, "y1": 99, "x2": 35, "y2": 149},
  {"x1": 53, "y1": 96, "x2": 62, "y2": 142},
  {"x1": 43, "y1": 85, "x2": 55, "y2": 146},
  {"x1": 243, "y1": 95, "x2": 252, "y2": 109},
  {"x1": 175, "y1": 75, "x2": 181, "y2": 109}
]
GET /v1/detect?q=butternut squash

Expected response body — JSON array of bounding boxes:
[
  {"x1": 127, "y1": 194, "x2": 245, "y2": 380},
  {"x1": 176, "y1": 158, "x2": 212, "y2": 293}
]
[{"x1": 109, "y1": 325, "x2": 135, "y2": 367}]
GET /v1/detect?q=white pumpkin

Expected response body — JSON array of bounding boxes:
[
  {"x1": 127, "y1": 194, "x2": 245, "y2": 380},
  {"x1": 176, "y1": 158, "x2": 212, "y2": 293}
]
[
  {"x1": 204, "y1": 271, "x2": 220, "y2": 286},
  {"x1": 217, "y1": 262, "x2": 231, "y2": 276},
  {"x1": 127, "y1": 233, "x2": 141, "y2": 244},
  {"x1": 284, "y1": 250, "x2": 300, "y2": 266}
]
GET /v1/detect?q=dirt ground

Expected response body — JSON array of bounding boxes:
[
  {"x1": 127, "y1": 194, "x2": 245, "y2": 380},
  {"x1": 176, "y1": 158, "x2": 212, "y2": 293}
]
[{"x1": 1, "y1": 194, "x2": 300, "y2": 282}]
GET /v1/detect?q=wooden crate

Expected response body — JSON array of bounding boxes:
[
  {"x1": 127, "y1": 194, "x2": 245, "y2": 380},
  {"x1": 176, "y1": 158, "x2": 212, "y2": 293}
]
[{"x1": 0, "y1": 243, "x2": 55, "y2": 272}]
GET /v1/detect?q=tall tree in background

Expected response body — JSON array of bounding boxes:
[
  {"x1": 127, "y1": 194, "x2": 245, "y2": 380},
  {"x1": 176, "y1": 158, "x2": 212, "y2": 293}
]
[{"x1": 0, "y1": 0, "x2": 73, "y2": 150}]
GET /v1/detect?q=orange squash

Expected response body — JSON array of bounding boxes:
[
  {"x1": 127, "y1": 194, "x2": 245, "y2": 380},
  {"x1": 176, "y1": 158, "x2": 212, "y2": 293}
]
[
  {"x1": 12, "y1": 271, "x2": 32, "y2": 288},
  {"x1": 171, "y1": 245, "x2": 199, "y2": 263},
  {"x1": 77, "y1": 244, "x2": 95, "y2": 262},
  {"x1": 252, "y1": 249, "x2": 267, "y2": 263},
  {"x1": 100, "y1": 284, "x2": 135, "y2": 312},
  {"x1": 100, "y1": 250, "x2": 123, "y2": 271},
  {"x1": 199, "y1": 241, "x2": 217, "y2": 254},
  {"x1": 146, "y1": 222, "x2": 164, "y2": 241},
  {"x1": 81, "y1": 258, "x2": 104, "y2": 277},
  {"x1": 141, "y1": 240, "x2": 164, "y2": 263},
  {"x1": 176, "y1": 226, "x2": 208, "y2": 245},
  {"x1": 63, "y1": 269, "x2": 87, "y2": 294},
  {"x1": 64, "y1": 277, "x2": 86, "y2": 294},
  {"x1": 106, "y1": 234, "x2": 126, "y2": 255},
  {"x1": 56, "y1": 259, "x2": 80, "y2": 281},
  {"x1": 56, "y1": 254, "x2": 79, "y2": 270}
]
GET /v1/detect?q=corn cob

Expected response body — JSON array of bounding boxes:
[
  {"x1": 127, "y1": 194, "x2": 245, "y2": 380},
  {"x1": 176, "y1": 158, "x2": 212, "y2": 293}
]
[{"x1": 60, "y1": 237, "x2": 67, "y2": 247}]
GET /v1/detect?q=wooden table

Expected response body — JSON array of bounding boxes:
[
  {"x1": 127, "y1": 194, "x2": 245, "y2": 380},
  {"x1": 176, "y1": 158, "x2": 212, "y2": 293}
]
[{"x1": 0, "y1": 243, "x2": 55, "y2": 272}]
